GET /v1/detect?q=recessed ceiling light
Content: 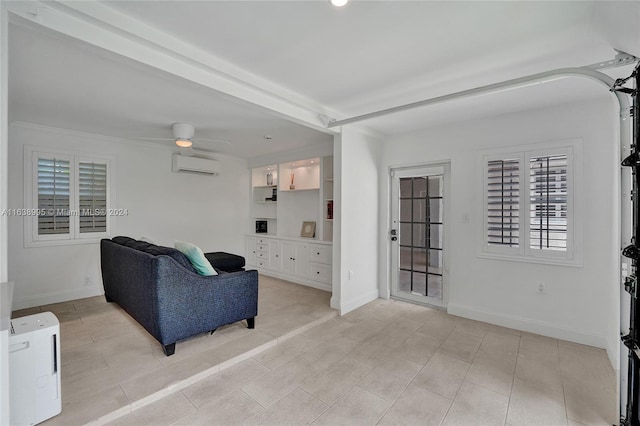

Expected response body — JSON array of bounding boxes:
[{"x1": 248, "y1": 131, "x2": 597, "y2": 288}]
[
  {"x1": 330, "y1": 0, "x2": 348, "y2": 7},
  {"x1": 310, "y1": 160, "x2": 314, "y2": 164}
]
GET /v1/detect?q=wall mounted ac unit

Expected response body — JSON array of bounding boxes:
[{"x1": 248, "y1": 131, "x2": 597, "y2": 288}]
[{"x1": 172, "y1": 154, "x2": 221, "y2": 175}]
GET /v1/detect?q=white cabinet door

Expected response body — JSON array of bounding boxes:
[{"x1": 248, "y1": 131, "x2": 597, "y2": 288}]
[
  {"x1": 268, "y1": 239, "x2": 281, "y2": 271},
  {"x1": 245, "y1": 236, "x2": 257, "y2": 266},
  {"x1": 281, "y1": 241, "x2": 295, "y2": 275},
  {"x1": 294, "y1": 242, "x2": 309, "y2": 276},
  {"x1": 281, "y1": 241, "x2": 308, "y2": 277}
]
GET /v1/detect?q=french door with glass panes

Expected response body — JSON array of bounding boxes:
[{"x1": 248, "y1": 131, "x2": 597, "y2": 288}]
[{"x1": 390, "y1": 165, "x2": 448, "y2": 306}]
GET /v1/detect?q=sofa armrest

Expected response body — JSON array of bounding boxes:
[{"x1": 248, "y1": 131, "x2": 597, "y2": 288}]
[
  {"x1": 204, "y1": 252, "x2": 245, "y2": 272},
  {"x1": 153, "y1": 257, "x2": 258, "y2": 345}
]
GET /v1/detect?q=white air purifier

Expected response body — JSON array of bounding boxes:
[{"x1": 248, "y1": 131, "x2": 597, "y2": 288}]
[{"x1": 9, "y1": 312, "x2": 61, "y2": 426}]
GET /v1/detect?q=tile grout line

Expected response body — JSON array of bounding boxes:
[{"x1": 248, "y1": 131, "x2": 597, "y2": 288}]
[
  {"x1": 85, "y1": 310, "x2": 338, "y2": 426},
  {"x1": 297, "y1": 387, "x2": 331, "y2": 426},
  {"x1": 503, "y1": 334, "x2": 522, "y2": 426},
  {"x1": 438, "y1": 324, "x2": 508, "y2": 424},
  {"x1": 369, "y1": 361, "x2": 423, "y2": 425},
  {"x1": 372, "y1": 312, "x2": 457, "y2": 424},
  {"x1": 557, "y1": 338, "x2": 572, "y2": 425}
]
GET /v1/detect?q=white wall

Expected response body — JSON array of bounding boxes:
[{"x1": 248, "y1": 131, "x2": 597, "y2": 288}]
[
  {"x1": 8, "y1": 123, "x2": 250, "y2": 309},
  {"x1": 334, "y1": 127, "x2": 382, "y2": 314},
  {"x1": 0, "y1": 4, "x2": 9, "y2": 423},
  {"x1": 379, "y1": 96, "x2": 619, "y2": 357}
]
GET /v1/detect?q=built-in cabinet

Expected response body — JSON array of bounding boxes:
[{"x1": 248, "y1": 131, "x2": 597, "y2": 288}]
[
  {"x1": 247, "y1": 236, "x2": 281, "y2": 270},
  {"x1": 245, "y1": 235, "x2": 332, "y2": 291},
  {"x1": 248, "y1": 156, "x2": 333, "y2": 291}
]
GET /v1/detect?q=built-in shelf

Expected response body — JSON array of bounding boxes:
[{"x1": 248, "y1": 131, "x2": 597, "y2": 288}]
[
  {"x1": 280, "y1": 188, "x2": 319, "y2": 193},
  {"x1": 322, "y1": 156, "x2": 334, "y2": 241},
  {"x1": 251, "y1": 156, "x2": 337, "y2": 243}
]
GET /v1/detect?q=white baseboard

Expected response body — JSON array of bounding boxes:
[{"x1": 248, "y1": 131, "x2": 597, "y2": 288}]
[
  {"x1": 330, "y1": 296, "x2": 340, "y2": 311},
  {"x1": 12, "y1": 285, "x2": 103, "y2": 310},
  {"x1": 606, "y1": 335, "x2": 620, "y2": 372},
  {"x1": 448, "y1": 302, "x2": 608, "y2": 350},
  {"x1": 339, "y1": 289, "x2": 379, "y2": 315},
  {"x1": 253, "y1": 269, "x2": 332, "y2": 292}
]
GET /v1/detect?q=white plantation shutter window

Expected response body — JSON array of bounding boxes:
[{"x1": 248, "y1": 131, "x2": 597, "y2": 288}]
[
  {"x1": 37, "y1": 157, "x2": 70, "y2": 235},
  {"x1": 480, "y1": 142, "x2": 578, "y2": 264},
  {"x1": 78, "y1": 162, "x2": 108, "y2": 233},
  {"x1": 26, "y1": 147, "x2": 112, "y2": 246},
  {"x1": 529, "y1": 154, "x2": 568, "y2": 251},
  {"x1": 487, "y1": 159, "x2": 519, "y2": 247}
]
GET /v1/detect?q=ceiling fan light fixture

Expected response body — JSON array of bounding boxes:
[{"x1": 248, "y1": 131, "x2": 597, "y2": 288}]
[
  {"x1": 175, "y1": 139, "x2": 193, "y2": 148},
  {"x1": 330, "y1": 0, "x2": 349, "y2": 7}
]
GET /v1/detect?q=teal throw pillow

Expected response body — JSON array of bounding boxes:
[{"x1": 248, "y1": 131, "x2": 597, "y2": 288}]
[{"x1": 174, "y1": 240, "x2": 218, "y2": 276}]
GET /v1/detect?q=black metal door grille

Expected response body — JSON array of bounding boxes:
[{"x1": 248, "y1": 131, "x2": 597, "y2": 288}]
[{"x1": 398, "y1": 176, "x2": 443, "y2": 298}]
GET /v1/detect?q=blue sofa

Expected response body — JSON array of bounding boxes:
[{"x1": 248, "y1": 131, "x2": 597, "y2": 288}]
[{"x1": 100, "y1": 236, "x2": 258, "y2": 355}]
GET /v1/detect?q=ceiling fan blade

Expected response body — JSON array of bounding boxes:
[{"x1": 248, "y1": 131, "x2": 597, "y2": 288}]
[
  {"x1": 128, "y1": 136, "x2": 174, "y2": 141},
  {"x1": 195, "y1": 138, "x2": 232, "y2": 145}
]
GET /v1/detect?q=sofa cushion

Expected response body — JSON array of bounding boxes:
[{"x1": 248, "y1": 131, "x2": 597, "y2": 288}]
[
  {"x1": 144, "y1": 245, "x2": 195, "y2": 272},
  {"x1": 139, "y1": 236, "x2": 157, "y2": 244},
  {"x1": 124, "y1": 240, "x2": 154, "y2": 251},
  {"x1": 110, "y1": 236, "x2": 197, "y2": 273},
  {"x1": 112, "y1": 236, "x2": 137, "y2": 246},
  {"x1": 175, "y1": 240, "x2": 218, "y2": 276}
]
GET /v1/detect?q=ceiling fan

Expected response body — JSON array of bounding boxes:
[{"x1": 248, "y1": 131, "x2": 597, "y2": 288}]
[{"x1": 132, "y1": 123, "x2": 231, "y2": 148}]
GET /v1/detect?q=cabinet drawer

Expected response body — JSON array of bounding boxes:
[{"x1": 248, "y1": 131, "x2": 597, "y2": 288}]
[
  {"x1": 309, "y1": 263, "x2": 331, "y2": 284},
  {"x1": 256, "y1": 243, "x2": 269, "y2": 251},
  {"x1": 256, "y1": 251, "x2": 268, "y2": 260},
  {"x1": 308, "y1": 244, "x2": 331, "y2": 264},
  {"x1": 257, "y1": 259, "x2": 268, "y2": 268}
]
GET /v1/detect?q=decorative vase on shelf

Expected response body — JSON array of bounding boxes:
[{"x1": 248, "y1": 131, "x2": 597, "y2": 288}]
[
  {"x1": 289, "y1": 173, "x2": 295, "y2": 190},
  {"x1": 266, "y1": 171, "x2": 273, "y2": 186}
]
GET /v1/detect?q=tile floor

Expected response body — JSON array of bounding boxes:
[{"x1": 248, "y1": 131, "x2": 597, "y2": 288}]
[{"x1": 13, "y1": 275, "x2": 616, "y2": 426}]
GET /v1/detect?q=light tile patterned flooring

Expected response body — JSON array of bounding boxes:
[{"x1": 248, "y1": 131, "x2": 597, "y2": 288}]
[{"x1": 13, "y1": 275, "x2": 616, "y2": 425}]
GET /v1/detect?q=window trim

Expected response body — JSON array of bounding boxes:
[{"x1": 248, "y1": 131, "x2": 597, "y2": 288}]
[
  {"x1": 24, "y1": 146, "x2": 114, "y2": 247},
  {"x1": 478, "y1": 139, "x2": 583, "y2": 267}
]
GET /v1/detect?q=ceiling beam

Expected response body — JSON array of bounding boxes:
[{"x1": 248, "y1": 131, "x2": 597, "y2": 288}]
[{"x1": 6, "y1": 0, "x2": 339, "y2": 134}]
